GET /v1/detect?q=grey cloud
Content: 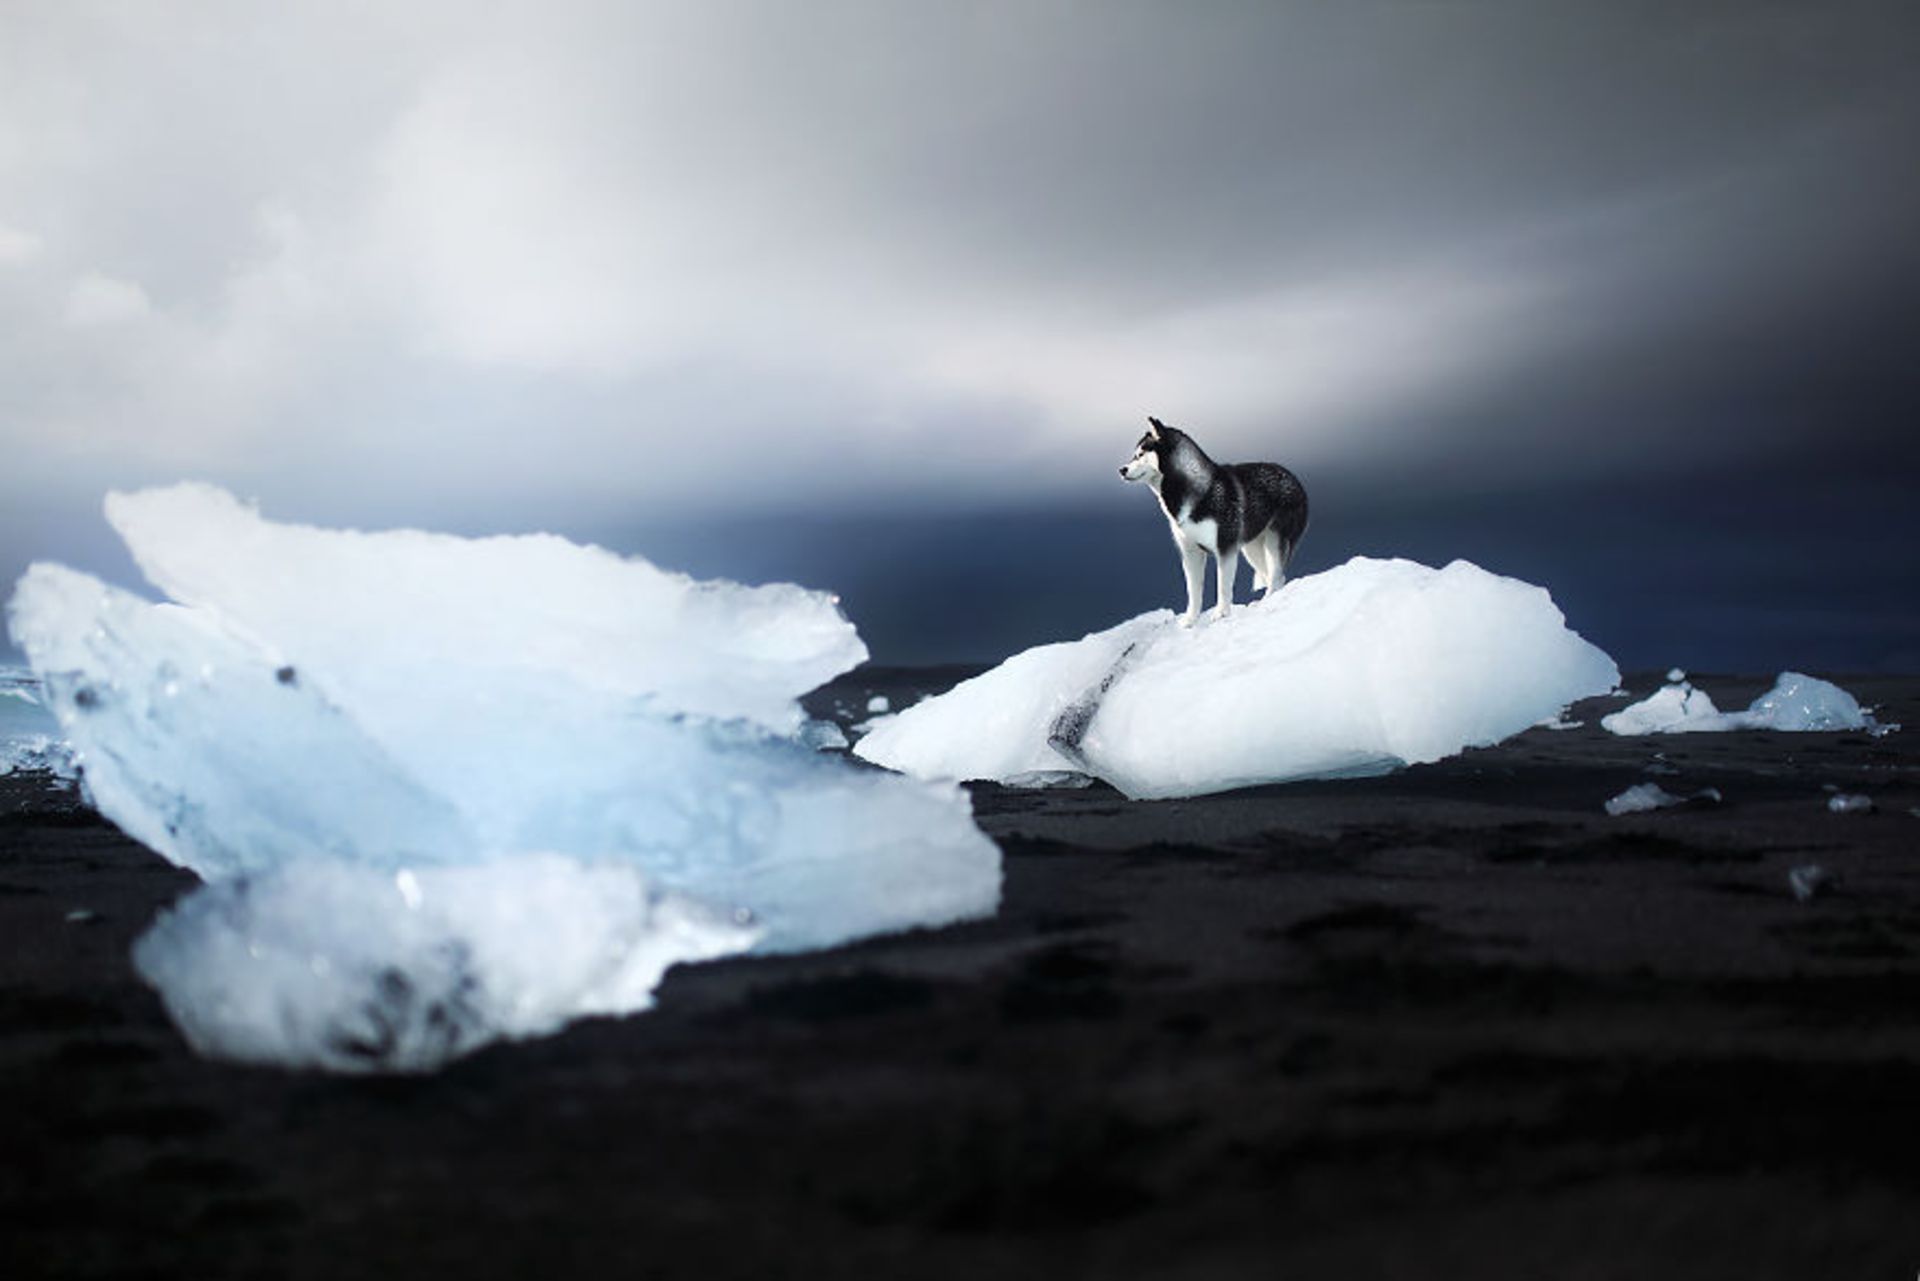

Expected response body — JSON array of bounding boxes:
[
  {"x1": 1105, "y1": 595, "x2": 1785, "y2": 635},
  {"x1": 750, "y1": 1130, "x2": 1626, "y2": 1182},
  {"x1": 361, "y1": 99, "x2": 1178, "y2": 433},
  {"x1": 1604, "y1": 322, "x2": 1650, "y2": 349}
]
[{"x1": 0, "y1": 0, "x2": 1915, "y2": 542}]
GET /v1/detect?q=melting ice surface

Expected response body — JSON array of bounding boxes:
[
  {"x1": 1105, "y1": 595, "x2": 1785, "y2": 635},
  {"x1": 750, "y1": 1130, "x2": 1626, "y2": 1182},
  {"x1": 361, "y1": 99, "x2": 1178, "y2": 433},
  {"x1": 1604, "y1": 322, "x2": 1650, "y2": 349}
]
[
  {"x1": 7, "y1": 484, "x2": 1000, "y2": 1071},
  {"x1": 1601, "y1": 672, "x2": 1896, "y2": 736},
  {"x1": 856, "y1": 557, "x2": 1620, "y2": 799}
]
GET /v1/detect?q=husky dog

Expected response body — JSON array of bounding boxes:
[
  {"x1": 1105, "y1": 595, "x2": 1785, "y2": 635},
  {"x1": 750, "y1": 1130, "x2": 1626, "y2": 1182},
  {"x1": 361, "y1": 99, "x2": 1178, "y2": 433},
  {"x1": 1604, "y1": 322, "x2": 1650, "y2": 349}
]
[{"x1": 1120, "y1": 416, "x2": 1309, "y2": 624}]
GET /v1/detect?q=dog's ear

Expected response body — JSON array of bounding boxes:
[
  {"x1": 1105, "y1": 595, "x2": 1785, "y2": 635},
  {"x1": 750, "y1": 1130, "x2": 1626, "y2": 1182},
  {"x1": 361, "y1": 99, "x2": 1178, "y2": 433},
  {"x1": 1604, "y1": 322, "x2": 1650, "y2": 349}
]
[{"x1": 1146, "y1": 416, "x2": 1163, "y2": 439}]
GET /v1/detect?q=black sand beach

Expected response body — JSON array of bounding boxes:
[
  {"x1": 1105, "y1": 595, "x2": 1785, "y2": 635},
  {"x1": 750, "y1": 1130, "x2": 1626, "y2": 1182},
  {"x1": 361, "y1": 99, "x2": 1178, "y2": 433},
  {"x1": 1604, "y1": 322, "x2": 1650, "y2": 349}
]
[{"x1": 4, "y1": 672, "x2": 1918, "y2": 1279}]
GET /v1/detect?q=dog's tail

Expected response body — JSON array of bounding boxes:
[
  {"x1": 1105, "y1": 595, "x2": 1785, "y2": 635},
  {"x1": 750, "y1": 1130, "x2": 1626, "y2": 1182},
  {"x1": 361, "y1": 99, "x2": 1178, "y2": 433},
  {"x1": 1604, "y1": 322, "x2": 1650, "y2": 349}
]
[{"x1": 1271, "y1": 485, "x2": 1309, "y2": 576}]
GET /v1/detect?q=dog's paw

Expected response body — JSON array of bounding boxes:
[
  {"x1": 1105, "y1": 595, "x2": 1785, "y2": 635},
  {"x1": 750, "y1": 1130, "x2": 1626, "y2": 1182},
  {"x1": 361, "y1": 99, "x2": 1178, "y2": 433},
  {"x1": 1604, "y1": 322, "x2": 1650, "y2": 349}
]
[
  {"x1": 1212, "y1": 606, "x2": 1232, "y2": 622},
  {"x1": 1178, "y1": 612, "x2": 1199, "y2": 629}
]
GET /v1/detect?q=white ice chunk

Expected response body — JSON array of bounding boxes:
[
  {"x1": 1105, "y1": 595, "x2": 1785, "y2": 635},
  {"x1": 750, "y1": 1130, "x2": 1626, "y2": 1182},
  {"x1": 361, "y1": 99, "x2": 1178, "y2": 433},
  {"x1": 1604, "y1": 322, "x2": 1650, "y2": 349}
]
[
  {"x1": 1788, "y1": 864, "x2": 1833, "y2": 902},
  {"x1": 104, "y1": 483, "x2": 865, "y2": 738},
  {"x1": 133, "y1": 854, "x2": 756, "y2": 1072},
  {"x1": 866, "y1": 695, "x2": 890, "y2": 713},
  {"x1": 1600, "y1": 682, "x2": 1726, "y2": 735},
  {"x1": 856, "y1": 611, "x2": 1170, "y2": 784},
  {"x1": 1827, "y1": 793, "x2": 1874, "y2": 815},
  {"x1": 10, "y1": 560, "x2": 998, "y2": 948},
  {"x1": 857, "y1": 557, "x2": 1619, "y2": 799},
  {"x1": 1603, "y1": 782, "x2": 1719, "y2": 815},
  {"x1": 1605, "y1": 783, "x2": 1685, "y2": 816},
  {"x1": 8, "y1": 487, "x2": 1001, "y2": 1070},
  {"x1": 1603, "y1": 671, "x2": 1893, "y2": 736}
]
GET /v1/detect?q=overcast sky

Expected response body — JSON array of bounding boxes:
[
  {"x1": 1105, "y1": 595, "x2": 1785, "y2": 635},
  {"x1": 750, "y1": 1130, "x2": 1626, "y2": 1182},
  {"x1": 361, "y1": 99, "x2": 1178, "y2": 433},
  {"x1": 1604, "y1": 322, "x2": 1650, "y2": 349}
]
[{"x1": 3, "y1": 2, "x2": 1917, "y2": 660}]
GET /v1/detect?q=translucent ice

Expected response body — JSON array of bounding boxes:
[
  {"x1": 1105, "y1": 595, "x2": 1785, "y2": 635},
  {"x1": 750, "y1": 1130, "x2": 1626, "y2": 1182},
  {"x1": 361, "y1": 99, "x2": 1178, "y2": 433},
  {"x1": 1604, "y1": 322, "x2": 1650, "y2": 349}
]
[
  {"x1": 1746, "y1": 673, "x2": 1890, "y2": 733},
  {"x1": 857, "y1": 557, "x2": 1619, "y2": 799},
  {"x1": 1603, "y1": 672, "x2": 1894, "y2": 736},
  {"x1": 8, "y1": 486, "x2": 1000, "y2": 1070},
  {"x1": 133, "y1": 855, "x2": 755, "y2": 1072},
  {"x1": 799, "y1": 718, "x2": 850, "y2": 751}
]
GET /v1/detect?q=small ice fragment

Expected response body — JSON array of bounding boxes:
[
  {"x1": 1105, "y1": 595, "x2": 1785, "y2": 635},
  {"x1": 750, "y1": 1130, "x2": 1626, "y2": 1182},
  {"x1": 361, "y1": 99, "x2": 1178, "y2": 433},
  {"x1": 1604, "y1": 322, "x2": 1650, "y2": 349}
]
[
  {"x1": 1693, "y1": 787, "x2": 1722, "y2": 804},
  {"x1": 1788, "y1": 864, "x2": 1832, "y2": 902},
  {"x1": 1827, "y1": 793, "x2": 1874, "y2": 815},
  {"x1": 1606, "y1": 783, "x2": 1684, "y2": 816},
  {"x1": 1602, "y1": 683, "x2": 1725, "y2": 735},
  {"x1": 866, "y1": 695, "x2": 890, "y2": 713},
  {"x1": 800, "y1": 718, "x2": 850, "y2": 752},
  {"x1": 1603, "y1": 671, "x2": 1888, "y2": 737},
  {"x1": 1644, "y1": 754, "x2": 1680, "y2": 776},
  {"x1": 0, "y1": 734, "x2": 80, "y2": 780},
  {"x1": 1667, "y1": 667, "x2": 1687, "y2": 683},
  {"x1": 64, "y1": 908, "x2": 98, "y2": 924},
  {"x1": 1744, "y1": 673, "x2": 1877, "y2": 732},
  {"x1": 1004, "y1": 769, "x2": 1098, "y2": 790}
]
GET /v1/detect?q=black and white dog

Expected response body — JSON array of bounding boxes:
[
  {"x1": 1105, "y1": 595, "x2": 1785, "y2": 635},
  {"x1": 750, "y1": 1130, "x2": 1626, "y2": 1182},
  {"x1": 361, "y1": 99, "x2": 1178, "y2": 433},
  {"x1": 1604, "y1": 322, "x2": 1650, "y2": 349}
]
[{"x1": 1120, "y1": 416, "x2": 1309, "y2": 625}]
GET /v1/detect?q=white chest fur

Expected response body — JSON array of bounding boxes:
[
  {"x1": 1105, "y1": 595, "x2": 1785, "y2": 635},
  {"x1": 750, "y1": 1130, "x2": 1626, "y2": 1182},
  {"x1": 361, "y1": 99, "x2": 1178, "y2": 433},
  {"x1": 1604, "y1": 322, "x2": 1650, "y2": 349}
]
[{"x1": 1163, "y1": 500, "x2": 1221, "y2": 554}]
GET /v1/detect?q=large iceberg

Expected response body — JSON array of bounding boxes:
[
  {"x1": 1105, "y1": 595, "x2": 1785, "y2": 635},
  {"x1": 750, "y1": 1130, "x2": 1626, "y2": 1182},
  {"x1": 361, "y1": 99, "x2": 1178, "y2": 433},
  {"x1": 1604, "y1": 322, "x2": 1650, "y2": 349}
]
[
  {"x1": 856, "y1": 557, "x2": 1619, "y2": 799},
  {"x1": 8, "y1": 484, "x2": 999, "y2": 1071},
  {"x1": 1602, "y1": 671, "x2": 1896, "y2": 736}
]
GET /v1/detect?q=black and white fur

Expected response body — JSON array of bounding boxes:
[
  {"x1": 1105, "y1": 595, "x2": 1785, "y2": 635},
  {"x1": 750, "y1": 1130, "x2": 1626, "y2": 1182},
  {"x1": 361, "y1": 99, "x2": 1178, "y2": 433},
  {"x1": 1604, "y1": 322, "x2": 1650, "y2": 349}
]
[{"x1": 1120, "y1": 416, "x2": 1309, "y2": 625}]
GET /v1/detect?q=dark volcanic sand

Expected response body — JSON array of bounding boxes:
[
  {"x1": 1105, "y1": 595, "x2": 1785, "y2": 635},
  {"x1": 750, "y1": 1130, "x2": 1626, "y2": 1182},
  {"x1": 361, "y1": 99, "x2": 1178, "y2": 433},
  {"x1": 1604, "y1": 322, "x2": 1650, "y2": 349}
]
[{"x1": 3, "y1": 672, "x2": 1919, "y2": 1279}]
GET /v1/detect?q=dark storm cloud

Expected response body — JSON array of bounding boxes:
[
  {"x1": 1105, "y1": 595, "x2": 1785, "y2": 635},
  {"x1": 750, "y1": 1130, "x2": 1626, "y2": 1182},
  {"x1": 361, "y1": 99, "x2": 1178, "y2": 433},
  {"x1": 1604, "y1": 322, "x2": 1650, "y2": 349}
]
[{"x1": 6, "y1": 4, "x2": 1917, "y2": 491}]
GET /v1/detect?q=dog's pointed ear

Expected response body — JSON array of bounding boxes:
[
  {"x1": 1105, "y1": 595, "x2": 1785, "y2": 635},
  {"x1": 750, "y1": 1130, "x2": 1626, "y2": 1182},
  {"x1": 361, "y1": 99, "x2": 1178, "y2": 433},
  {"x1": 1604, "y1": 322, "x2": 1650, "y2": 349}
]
[{"x1": 1146, "y1": 416, "x2": 1163, "y2": 439}]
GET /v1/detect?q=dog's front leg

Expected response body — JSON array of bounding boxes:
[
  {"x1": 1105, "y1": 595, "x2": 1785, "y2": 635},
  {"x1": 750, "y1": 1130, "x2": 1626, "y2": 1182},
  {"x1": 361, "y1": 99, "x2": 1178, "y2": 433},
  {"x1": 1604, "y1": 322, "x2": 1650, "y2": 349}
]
[
  {"x1": 1213, "y1": 545, "x2": 1239, "y2": 620},
  {"x1": 1178, "y1": 541, "x2": 1207, "y2": 626}
]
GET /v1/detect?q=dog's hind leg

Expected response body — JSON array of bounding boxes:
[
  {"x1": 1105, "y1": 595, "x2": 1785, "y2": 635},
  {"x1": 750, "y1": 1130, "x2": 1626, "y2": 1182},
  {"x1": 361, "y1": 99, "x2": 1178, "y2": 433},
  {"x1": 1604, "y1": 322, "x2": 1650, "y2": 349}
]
[
  {"x1": 1247, "y1": 533, "x2": 1275, "y2": 596},
  {"x1": 1263, "y1": 530, "x2": 1291, "y2": 593},
  {"x1": 1213, "y1": 545, "x2": 1240, "y2": 620}
]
